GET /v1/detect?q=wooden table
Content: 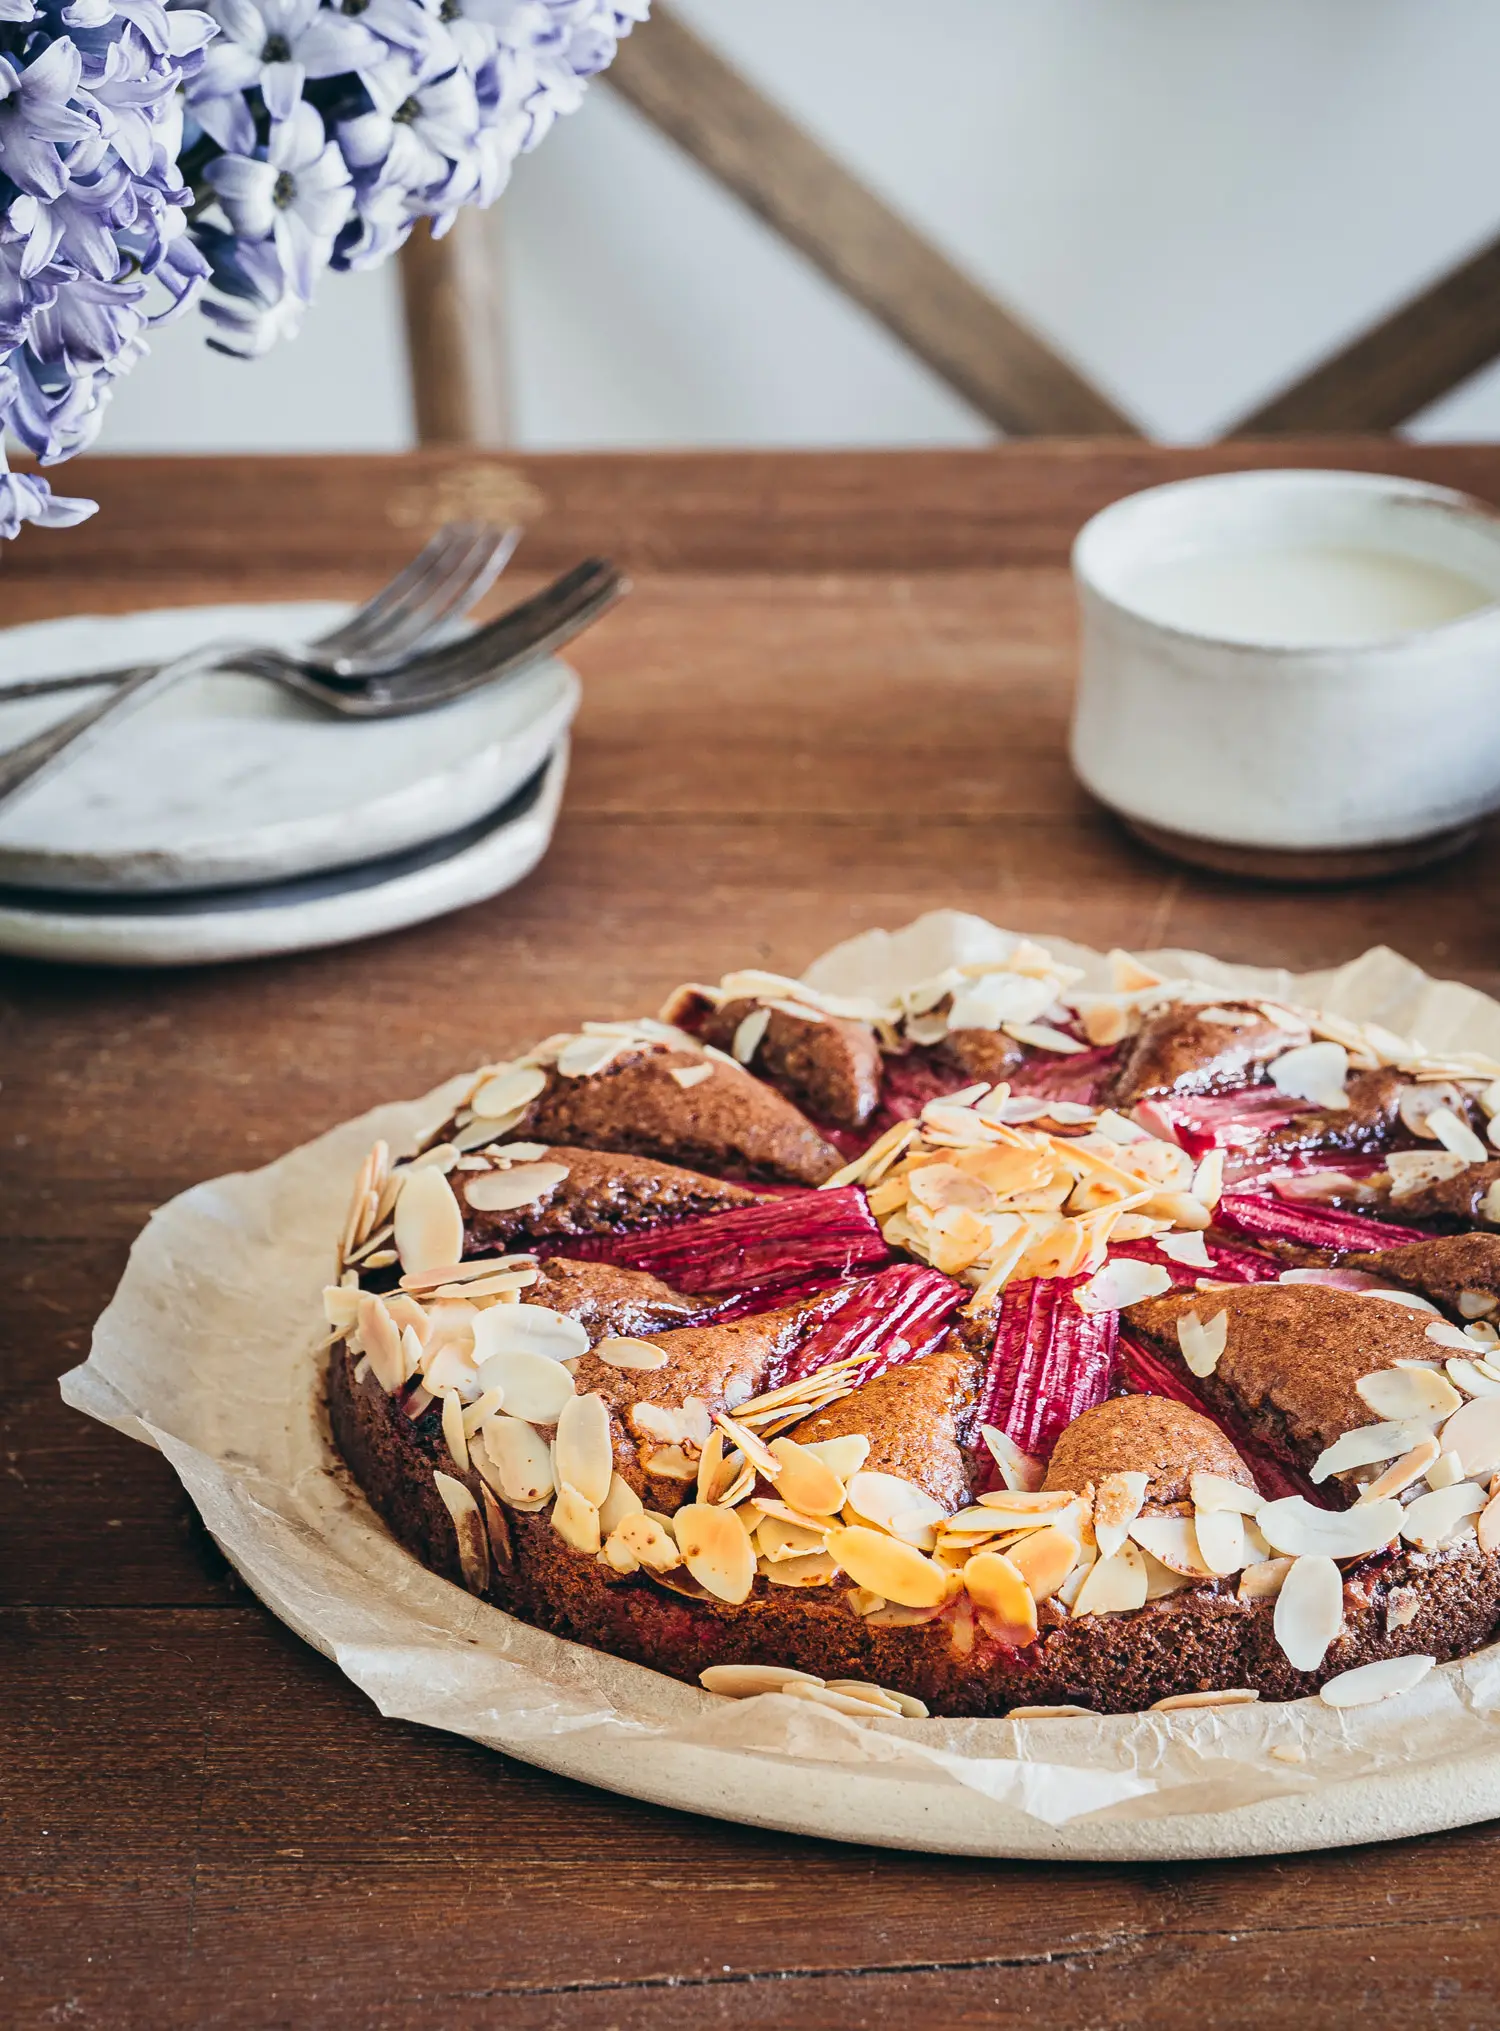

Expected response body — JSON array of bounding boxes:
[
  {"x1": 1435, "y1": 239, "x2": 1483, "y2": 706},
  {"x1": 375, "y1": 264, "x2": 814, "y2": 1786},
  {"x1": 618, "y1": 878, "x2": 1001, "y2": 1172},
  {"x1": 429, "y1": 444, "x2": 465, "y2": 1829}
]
[{"x1": 11, "y1": 442, "x2": 1500, "y2": 2029}]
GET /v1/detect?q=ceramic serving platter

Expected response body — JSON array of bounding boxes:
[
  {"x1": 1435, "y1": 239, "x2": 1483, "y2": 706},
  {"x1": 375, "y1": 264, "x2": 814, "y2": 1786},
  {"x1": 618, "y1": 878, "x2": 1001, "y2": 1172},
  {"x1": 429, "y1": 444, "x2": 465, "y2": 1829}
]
[
  {"x1": 0, "y1": 742, "x2": 568, "y2": 968},
  {"x1": 0, "y1": 601, "x2": 579, "y2": 895}
]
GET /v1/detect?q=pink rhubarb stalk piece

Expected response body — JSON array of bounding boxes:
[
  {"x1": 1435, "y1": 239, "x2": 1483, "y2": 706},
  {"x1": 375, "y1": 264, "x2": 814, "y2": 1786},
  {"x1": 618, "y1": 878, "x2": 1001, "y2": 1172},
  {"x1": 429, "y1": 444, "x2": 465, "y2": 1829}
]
[
  {"x1": 1135, "y1": 1090, "x2": 1306, "y2": 1159},
  {"x1": 976, "y1": 1275, "x2": 1118, "y2": 1460},
  {"x1": 541, "y1": 1184, "x2": 889, "y2": 1297},
  {"x1": 1215, "y1": 1191, "x2": 1427, "y2": 1253},
  {"x1": 1116, "y1": 1334, "x2": 1323, "y2": 1503},
  {"x1": 783, "y1": 1263, "x2": 968, "y2": 1385},
  {"x1": 1007, "y1": 1043, "x2": 1120, "y2": 1105}
]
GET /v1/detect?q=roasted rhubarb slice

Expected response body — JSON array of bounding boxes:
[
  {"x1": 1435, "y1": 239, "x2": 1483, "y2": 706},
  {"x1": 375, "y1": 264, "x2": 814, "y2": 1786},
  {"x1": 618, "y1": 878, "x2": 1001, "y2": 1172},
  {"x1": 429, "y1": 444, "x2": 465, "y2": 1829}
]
[
  {"x1": 1215, "y1": 1191, "x2": 1427, "y2": 1253},
  {"x1": 541, "y1": 1184, "x2": 889, "y2": 1297},
  {"x1": 1007, "y1": 1042, "x2": 1120, "y2": 1106},
  {"x1": 1116, "y1": 1333, "x2": 1319, "y2": 1503},
  {"x1": 783, "y1": 1262, "x2": 967, "y2": 1384},
  {"x1": 1134, "y1": 1089, "x2": 1307, "y2": 1160},
  {"x1": 976, "y1": 1275, "x2": 1118, "y2": 1459}
]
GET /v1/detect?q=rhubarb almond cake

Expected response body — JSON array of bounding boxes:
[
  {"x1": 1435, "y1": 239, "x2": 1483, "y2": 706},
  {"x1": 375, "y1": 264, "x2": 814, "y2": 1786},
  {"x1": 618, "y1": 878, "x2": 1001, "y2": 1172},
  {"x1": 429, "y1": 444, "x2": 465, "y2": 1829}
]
[{"x1": 325, "y1": 942, "x2": 1500, "y2": 1720}]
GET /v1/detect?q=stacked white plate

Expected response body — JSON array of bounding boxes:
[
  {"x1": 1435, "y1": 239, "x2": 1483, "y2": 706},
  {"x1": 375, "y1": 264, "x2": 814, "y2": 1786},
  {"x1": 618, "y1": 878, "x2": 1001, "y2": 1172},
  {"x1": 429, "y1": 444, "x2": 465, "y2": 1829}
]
[{"x1": 0, "y1": 602, "x2": 579, "y2": 966}]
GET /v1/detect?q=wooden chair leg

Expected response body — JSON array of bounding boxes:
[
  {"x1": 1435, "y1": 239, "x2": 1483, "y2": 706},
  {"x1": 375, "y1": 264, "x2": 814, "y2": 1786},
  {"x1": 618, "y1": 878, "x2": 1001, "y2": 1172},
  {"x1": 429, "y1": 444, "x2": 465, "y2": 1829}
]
[{"x1": 398, "y1": 209, "x2": 512, "y2": 447}]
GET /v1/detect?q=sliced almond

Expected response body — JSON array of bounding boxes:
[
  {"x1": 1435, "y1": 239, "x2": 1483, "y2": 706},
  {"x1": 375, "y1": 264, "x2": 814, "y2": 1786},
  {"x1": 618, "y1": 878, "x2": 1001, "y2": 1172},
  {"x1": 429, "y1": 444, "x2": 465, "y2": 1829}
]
[
  {"x1": 472, "y1": 1302, "x2": 589, "y2": 1363},
  {"x1": 474, "y1": 1345, "x2": 575, "y2": 1423},
  {"x1": 1188, "y1": 1472, "x2": 1262, "y2": 1516},
  {"x1": 1479, "y1": 1487, "x2": 1500, "y2": 1552},
  {"x1": 478, "y1": 1415, "x2": 555, "y2": 1505},
  {"x1": 1093, "y1": 1471, "x2": 1149, "y2": 1560},
  {"x1": 672, "y1": 1503, "x2": 757, "y2": 1603},
  {"x1": 978, "y1": 1424, "x2": 1045, "y2": 1492},
  {"x1": 598, "y1": 1473, "x2": 644, "y2": 1536},
  {"x1": 1238, "y1": 1556, "x2": 1295, "y2": 1601},
  {"x1": 1440, "y1": 1395, "x2": 1500, "y2": 1480},
  {"x1": 757, "y1": 1513, "x2": 831, "y2": 1562},
  {"x1": 463, "y1": 1162, "x2": 570, "y2": 1214},
  {"x1": 1006, "y1": 1704, "x2": 1098, "y2": 1720},
  {"x1": 1426, "y1": 1105, "x2": 1488, "y2": 1164},
  {"x1": 592, "y1": 1335, "x2": 669, "y2": 1372},
  {"x1": 1176, "y1": 1307, "x2": 1229, "y2": 1378},
  {"x1": 1273, "y1": 1553, "x2": 1344, "y2": 1671},
  {"x1": 768, "y1": 1436, "x2": 847, "y2": 1516},
  {"x1": 1071, "y1": 1541, "x2": 1149, "y2": 1616},
  {"x1": 470, "y1": 1065, "x2": 548, "y2": 1118},
  {"x1": 714, "y1": 1412, "x2": 780, "y2": 1479},
  {"x1": 801, "y1": 1434, "x2": 871, "y2": 1480},
  {"x1": 1128, "y1": 1513, "x2": 1214, "y2": 1578},
  {"x1": 1310, "y1": 1420, "x2": 1426, "y2": 1482},
  {"x1": 732, "y1": 1007, "x2": 771, "y2": 1063},
  {"x1": 614, "y1": 1510, "x2": 681, "y2": 1572},
  {"x1": 393, "y1": 1165, "x2": 465, "y2": 1275},
  {"x1": 551, "y1": 1482, "x2": 601, "y2": 1555},
  {"x1": 1447, "y1": 1356, "x2": 1500, "y2": 1399},
  {"x1": 1269, "y1": 1040, "x2": 1349, "y2": 1110},
  {"x1": 670, "y1": 1064, "x2": 715, "y2": 1090},
  {"x1": 1257, "y1": 1494, "x2": 1402, "y2": 1559},
  {"x1": 824, "y1": 1525, "x2": 948, "y2": 1609},
  {"x1": 761, "y1": 1550, "x2": 840, "y2": 1587},
  {"x1": 1356, "y1": 1366, "x2": 1462, "y2": 1423},
  {"x1": 1151, "y1": 1688, "x2": 1260, "y2": 1712},
  {"x1": 700, "y1": 1663, "x2": 824, "y2": 1698},
  {"x1": 1319, "y1": 1654, "x2": 1435, "y2": 1708},
  {"x1": 440, "y1": 1390, "x2": 470, "y2": 1474},
  {"x1": 1076, "y1": 1257, "x2": 1173, "y2": 1312},
  {"x1": 554, "y1": 1391, "x2": 614, "y2": 1506},
  {"x1": 974, "y1": 1488, "x2": 1078, "y2": 1516},
  {"x1": 355, "y1": 1293, "x2": 408, "y2": 1394},
  {"x1": 1005, "y1": 1525, "x2": 1078, "y2": 1601},
  {"x1": 1357, "y1": 1435, "x2": 1440, "y2": 1501},
  {"x1": 1400, "y1": 1481, "x2": 1487, "y2": 1548},
  {"x1": 433, "y1": 1470, "x2": 490, "y2": 1594},
  {"x1": 1192, "y1": 1507, "x2": 1246, "y2": 1577}
]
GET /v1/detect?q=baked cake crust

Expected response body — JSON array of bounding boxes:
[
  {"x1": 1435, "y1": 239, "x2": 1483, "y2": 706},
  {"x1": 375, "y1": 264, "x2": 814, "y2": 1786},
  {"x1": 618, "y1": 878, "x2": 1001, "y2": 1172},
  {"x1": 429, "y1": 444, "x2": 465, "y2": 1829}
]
[{"x1": 325, "y1": 950, "x2": 1500, "y2": 1720}]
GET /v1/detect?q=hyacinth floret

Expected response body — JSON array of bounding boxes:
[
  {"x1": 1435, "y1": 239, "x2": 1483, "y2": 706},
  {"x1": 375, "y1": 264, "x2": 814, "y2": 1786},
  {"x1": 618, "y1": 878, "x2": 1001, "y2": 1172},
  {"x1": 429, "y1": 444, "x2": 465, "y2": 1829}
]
[{"x1": 0, "y1": 0, "x2": 645, "y2": 535}]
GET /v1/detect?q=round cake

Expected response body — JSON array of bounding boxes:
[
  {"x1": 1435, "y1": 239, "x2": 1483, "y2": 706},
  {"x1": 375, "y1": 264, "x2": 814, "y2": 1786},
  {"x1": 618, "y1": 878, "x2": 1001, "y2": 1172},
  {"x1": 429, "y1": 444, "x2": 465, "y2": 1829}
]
[{"x1": 326, "y1": 941, "x2": 1500, "y2": 1720}]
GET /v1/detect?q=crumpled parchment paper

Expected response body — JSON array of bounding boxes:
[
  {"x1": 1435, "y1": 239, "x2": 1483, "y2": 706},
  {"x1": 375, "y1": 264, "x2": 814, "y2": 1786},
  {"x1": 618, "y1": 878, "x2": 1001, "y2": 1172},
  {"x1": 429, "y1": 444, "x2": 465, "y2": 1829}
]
[{"x1": 60, "y1": 914, "x2": 1500, "y2": 1860}]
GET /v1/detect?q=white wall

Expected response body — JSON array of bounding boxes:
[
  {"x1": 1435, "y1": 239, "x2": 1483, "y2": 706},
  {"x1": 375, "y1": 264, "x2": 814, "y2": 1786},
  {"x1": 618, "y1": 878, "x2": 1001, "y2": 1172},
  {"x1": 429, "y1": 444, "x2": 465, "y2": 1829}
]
[{"x1": 101, "y1": 0, "x2": 1500, "y2": 453}]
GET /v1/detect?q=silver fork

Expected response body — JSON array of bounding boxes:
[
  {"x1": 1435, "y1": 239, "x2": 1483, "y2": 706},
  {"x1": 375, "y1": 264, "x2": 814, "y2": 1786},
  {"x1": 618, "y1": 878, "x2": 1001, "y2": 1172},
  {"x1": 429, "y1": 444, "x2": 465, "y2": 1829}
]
[
  {"x1": 0, "y1": 556, "x2": 626, "y2": 811},
  {"x1": 0, "y1": 521, "x2": 521, "y2": 811}
]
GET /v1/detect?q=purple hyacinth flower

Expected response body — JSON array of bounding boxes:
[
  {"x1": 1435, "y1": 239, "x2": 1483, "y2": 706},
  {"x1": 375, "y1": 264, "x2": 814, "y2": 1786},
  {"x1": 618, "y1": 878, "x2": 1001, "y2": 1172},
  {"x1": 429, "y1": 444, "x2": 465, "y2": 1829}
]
[
  {"x1": 0, "y1": 40, "x2": 100, "y2": 202},
  {"x1": 204, "y1": 100, "x2": 352, "y2": 299}
]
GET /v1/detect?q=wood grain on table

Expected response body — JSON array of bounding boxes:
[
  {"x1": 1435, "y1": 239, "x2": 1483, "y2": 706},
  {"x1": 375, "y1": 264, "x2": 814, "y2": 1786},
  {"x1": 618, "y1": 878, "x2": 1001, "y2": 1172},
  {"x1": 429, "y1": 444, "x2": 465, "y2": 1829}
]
[{"x1": 8, "y1": 444, "x2": 1500, "y2": 2030}]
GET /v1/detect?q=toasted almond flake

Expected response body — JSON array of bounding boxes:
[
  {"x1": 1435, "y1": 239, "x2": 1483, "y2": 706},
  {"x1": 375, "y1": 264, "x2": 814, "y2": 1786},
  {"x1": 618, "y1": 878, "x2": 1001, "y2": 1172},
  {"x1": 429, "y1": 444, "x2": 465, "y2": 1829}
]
[
  {"x1": 554, "y1": 1390, "x2": 614, "y2": 1506},
  {"x1": 1129, "y1": 1513, "x2": 1214, "y2": 1578},
  {"x1": 1400, "y1": 1480, "x2": 1487, "y2": 1548},
  {"x1": 757, "y1": 1513, "x2": 831, "y2": 1561},
  {"x1": 825, "y1": 1525, "x2": 948, "y2": 1609},
  {"x1": 439, "y1": 1389, "x2": 470, "y2": 1473},
  {"x1": 477, "y1": 1415, "x2": 555, "y2": 1505},
  {"x1": 393, "y1": 1165, "x2": 465, "y2": 1275},
  {"x1": 644, "y1": 1444, "x2": 700, "y2": 1480},
  {"x1": 700, "y1": 1663, "x2": 824, "y2": 1698},
  {"x1": 1186, "y1": 1472, "x2": 1261, "y2": 1517},
  {"x1": 1440, "y1": 1395, "x2": 1500, "y2": 1479},
  {"x1": 1007, "y1": 1704, "x2": 1097, "y2": 1720},
  {"x1": 1319, "y1": 1654, "x2": 1435, "y2": 1708},
  {"x1": 400, "y1": 1254, "x2": 537, "y2": 1292},
  {"x1": 614, "y1": 1510, "x2": 681, "y2": 1572},
  {"x1": 473, "y1": 1304, "x2": 589, "y2": 1364},
  {"x1": 1427, "y1": 1448, "x2": 1465, "y2": 1489},
  {"x1": 1005, "y1": 1525, "x2": 1078, "y2": 1601},
  {"x1": 1003, "y1": 1021, "x2": 1087, "y2": 1054},
  {"x1": 843, "y1": 1470, "x2": 947, "y2": 1549},
  {"x1": 1191, "y1": 1505, "x2": 1245, "y2": 1577},
  {"x1": 1357, "y1": 1435, "x2": 1440, "y2": 1501},
  {"x1": 356, "y1": 1293, "x2": 409, "y2": 1394},
  {"x1": 1257, "y1": 1494, "x2": 1402, "y2": 1559},
  {"x1": 1427, "y1": 1104, "x2": 1488, "y2": 1164},
  {"x1": 1089, "y1": 1471, "x2": 1148, "y2": 1560},
  {"x1": 1076, "y1": 1257, "x2": 1172, "y2": 1313},
  {"x1": 731, "y1": 1007, "x2": 771, "y2": 1063},
  {"x1": 474, "y1": 1344, "x2": 576, "y2": 1422},
  {"x1": 712, "y1": 1411, "x2": 779, "y2": 1478},
  {"x1": 767, "y1": 1436, "x2": 847, "y2": 1516},
  {"x1": 978, "y1": 1423, "x2": 1046, "y2": 1492},
  {"x1": 1477, "y1": 1487, "x2": 1500, "y2": 1552},
  {"x1": 550, "y1": 1482, "x2": 601, "y2": 1555},
  {"x1": 808, "y1": 1681, "x2": 907, "y2": 1718},
  {"x1": 1460, "y1": 1289, "x2": 1500, "y2": 1319},
  {"x1": 668, "y1": 1063, "x2": 715, "y2": 1090},
  {"x1": 600, "y1": 1534, "x2": 640, "y2": 1574},
  {"x1": 432, "y1": 1268, "x2": 537, "y2": 1300},
  {"x1": 362, "y1": 1250, "x2": 398, "y2": 1269},
  {"x1": 470, "y1": 1065, "x2": 548, "y2": 1119},
  {"x1": 762, "y1": 1550, "x2": 840, "y2": 1587},
  {"x1": 1071, "y1": 1541, "x2": 1149, "y2": 1616},
  {"x1": 462, "y1": 1162, "x2": 570, "y2": 1215},
  {"x1": 1356, "y1": 1366, "x2": 1462, "y2": 1423},
  {"x1": 590, "y1": 1475, "x2": 640, "y2": 1539},
  {"x1": 1176, "y1": 1307, "x2": 1229, "y2": 1378},
  {"x1": 1151, "y1": 1688, "x2": 1261, "y2": 1712},
  {"x1": 1273, "y1": 1553, "x2": 1344, "y2": 1671},
  {"x1": 961, "y1": 1551, "x2": 1039, "y2": 1639},
  {"x1": 1443, "y1": 1356, "x2": 1500, "y2": 1401},
  {"x1": 432, "y1": 1471, "x2": 490, "y2": 1594},
  {"x1": 1310, "y1": 1420, "x2": 1426, "y2": 1482},
  {"x1": 1158, "y1": 1230, "x2": 1211, "y2": 1268},
  {"x1": 555, "y1": 1035, "x2": 627, "y2": 1079},
  {"x1": 796, "y1": 1435, "x2": 869, "y2": 1483},
  {"x1": 672, "y1": 1503, "x2": 757, "y2": 1603},
  {"x1": 586, "y1": 1336, "x2": 667, "y2": 1376},
  {"x1": 461, "y1": 1388, "x2": 505, "y2": 1438},
  {"x1": 1269, "y1": 1041, "x2": 1349, "y2": 1110},
  {"x1": 1238, "y1": 1556, "x2": 1295, "y2": 1601}
]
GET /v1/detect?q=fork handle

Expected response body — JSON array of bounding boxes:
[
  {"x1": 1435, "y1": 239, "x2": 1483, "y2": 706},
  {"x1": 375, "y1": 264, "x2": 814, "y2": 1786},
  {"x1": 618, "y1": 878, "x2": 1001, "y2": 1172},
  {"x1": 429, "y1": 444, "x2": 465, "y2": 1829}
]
[
  {"x1": 0, "y1": 643, "x2": 240, "y2": 813},
  {"x1": 0, "y1": 665, "x2": 144, "y2": 702}
]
